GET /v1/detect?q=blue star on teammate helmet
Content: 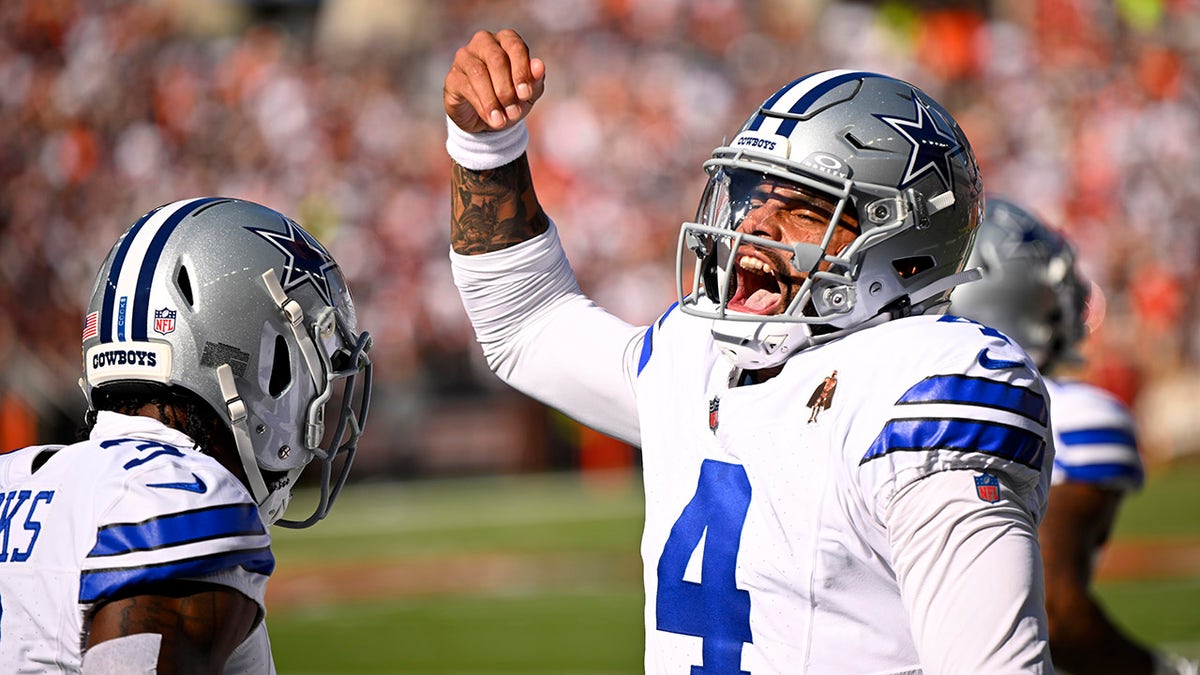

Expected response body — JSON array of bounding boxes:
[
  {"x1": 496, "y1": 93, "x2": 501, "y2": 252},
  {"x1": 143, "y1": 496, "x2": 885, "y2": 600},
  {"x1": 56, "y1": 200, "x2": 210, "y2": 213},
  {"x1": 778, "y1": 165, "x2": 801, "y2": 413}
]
[
  {"x1": 247, "y1": 218, "x2": 337, "y2": 305},
  {"x1": 876, "y1": 94, "x2": 962, "y2": 192}
]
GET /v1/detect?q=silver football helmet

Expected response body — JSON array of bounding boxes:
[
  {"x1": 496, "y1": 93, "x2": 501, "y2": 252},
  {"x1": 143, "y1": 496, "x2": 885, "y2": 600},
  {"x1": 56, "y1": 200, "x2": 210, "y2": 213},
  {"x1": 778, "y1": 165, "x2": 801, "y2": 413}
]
[
  {"x1": 948, "y1": 197, "x2": 1090, "y2": 370},
  {"x1": 82, "y1": 197, "x2": 372, "y2": 527},
  {"x1": 677, "y1": 70, "x2": 984, "y2": 368}
]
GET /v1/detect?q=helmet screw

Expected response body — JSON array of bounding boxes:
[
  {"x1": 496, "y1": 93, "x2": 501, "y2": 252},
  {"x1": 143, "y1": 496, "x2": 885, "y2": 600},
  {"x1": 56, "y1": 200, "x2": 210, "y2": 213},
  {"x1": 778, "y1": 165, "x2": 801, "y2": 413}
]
[
  {"x1": 871, "y1": 203, "x2": 890, "y2": 221},
  {"x1": 869, "y1": 281, "x2": 883, "y2": 295},
  {"x1": 825, "y1": 289, "x2": 846, "y2": 307},
  {"x1": 256, "y1": 424, "x2": 266, "y2": 434},
  {"x1": 278, "y1": 445, "x2": 291, "y2": 459}
]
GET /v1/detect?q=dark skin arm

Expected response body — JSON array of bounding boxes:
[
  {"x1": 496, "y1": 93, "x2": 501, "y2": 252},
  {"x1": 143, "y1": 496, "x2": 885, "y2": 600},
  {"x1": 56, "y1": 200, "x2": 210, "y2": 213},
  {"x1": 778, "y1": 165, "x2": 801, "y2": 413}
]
[
  {"x1": 444, "y1": 29, "x2": 549, "y2": 255},
  {"x1": 1039, "y1": 481, "x2": 1156, "y2": 674},
  {"x1": 86, "y1": 582, "x2": 258, "y2": 674}
]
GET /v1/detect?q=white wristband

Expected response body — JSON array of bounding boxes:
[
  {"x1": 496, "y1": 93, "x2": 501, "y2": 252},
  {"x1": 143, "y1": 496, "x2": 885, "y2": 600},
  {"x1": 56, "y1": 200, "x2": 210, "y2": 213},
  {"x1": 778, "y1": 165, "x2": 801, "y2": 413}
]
[{"x1": 445, "y1": 116, "x2": 529, "y2": 171}]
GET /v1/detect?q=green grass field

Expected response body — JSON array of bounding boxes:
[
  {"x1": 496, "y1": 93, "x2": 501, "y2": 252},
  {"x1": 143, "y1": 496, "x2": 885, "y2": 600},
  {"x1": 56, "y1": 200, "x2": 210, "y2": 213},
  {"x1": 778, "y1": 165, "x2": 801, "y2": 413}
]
[{"x1": 268, "y1": 463, "x2": 1200, "y2": 674}]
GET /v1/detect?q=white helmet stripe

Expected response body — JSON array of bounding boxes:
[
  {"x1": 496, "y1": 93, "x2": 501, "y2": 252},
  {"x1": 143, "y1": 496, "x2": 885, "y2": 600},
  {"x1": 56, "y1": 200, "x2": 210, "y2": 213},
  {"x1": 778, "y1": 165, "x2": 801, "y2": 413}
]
[
  {"x1": 100, "y1": 198, "x2": 224, "y2": 343},
  {"x1": 748, "y1": 69, "x2": 881, "y2": 137}
]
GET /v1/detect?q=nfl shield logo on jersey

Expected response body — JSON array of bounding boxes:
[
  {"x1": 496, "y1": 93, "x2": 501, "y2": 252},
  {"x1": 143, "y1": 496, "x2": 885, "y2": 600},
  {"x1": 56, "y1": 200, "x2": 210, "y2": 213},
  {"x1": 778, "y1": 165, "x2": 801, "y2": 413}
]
[
  {"x1": 153, "y1": 307, "x2": 177, "y2": 335},
  {"x1": 974, "y1": 473, "x2": 1000, "y2": 503}
]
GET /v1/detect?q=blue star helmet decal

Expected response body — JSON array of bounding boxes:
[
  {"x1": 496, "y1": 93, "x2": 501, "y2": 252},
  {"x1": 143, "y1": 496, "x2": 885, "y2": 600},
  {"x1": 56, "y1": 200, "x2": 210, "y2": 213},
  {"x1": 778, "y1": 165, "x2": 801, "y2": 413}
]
[
  {"x1": 876, "y1": 91, "x2": 963, "y2": 192},
  {"x1": 247, "y1": 217, "x2": 338, "y2": 305}
]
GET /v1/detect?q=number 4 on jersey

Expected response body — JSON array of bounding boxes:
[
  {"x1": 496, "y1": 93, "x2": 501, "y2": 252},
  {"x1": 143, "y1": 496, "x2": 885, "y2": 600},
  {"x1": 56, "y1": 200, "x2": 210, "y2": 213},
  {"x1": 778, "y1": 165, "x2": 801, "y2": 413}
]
[{"x1": 656, "y1": 459, "x2": 753, "y2": 674}]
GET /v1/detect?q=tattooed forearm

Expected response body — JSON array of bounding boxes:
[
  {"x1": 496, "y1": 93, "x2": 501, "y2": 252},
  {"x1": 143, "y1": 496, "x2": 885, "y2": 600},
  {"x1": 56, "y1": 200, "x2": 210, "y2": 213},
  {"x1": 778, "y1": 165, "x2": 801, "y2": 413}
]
[
  {"x1": 450, "y1": 155, "x2": 549, "y2": 255},
  {"x1": 85, "y1": 586, "x2": 257, "y2": 674}
]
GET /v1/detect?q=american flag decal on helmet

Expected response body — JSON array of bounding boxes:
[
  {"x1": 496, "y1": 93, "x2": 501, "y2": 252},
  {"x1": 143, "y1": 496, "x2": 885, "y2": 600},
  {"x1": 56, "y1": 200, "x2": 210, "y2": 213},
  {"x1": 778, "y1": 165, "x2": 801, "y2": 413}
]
[
  {"x1": 82, "y1": 311, "x2": 98, "y2": 340},
  {"x1": 974, "y1": 473, "x2": 1000, "y2": 503}
]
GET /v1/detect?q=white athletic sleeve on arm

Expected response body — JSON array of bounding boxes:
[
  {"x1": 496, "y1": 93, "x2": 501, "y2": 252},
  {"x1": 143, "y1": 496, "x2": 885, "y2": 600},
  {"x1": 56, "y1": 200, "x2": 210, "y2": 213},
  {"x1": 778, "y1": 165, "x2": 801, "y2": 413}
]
[
  {"x1": 887, "y1": 470, "x2": 1052, "y2": 674},
  {"x1": 82, "y1": 634, "x2": 160, "y2": 674},
  {"x1": 451, "y1": 221, "x2": 644, "y2": 445}
]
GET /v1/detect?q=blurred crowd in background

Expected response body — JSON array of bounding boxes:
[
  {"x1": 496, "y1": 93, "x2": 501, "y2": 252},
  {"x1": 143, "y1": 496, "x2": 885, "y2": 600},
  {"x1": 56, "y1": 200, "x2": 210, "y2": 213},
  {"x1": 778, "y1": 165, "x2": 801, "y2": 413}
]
[{"x1": 1, "y1": 0, "x2": 1198, "y2": 479}]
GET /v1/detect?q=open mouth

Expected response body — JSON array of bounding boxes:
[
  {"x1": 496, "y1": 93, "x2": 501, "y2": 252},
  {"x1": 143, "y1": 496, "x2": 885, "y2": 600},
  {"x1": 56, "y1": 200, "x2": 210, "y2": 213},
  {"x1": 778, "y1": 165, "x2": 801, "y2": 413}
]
[{"x1": 726, "y1": 253, "x2": 788, "y2": 315}]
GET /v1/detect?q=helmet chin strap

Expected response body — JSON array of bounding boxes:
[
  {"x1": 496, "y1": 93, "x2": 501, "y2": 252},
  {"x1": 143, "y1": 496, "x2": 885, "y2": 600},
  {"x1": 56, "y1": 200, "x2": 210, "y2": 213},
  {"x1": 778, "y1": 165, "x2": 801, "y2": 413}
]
[
  {"x1": 211, "y1": 269, "x2": 333, "y2": 526},
  {"x1": 261, "y1": 270, "x2": 331, "y2": 448},
  {"x1": 908, "y1": 267, "x2": 983, "y2": 307},
  {"x1": 216, "y1": 363, "x2": 269, "y2": 507}
]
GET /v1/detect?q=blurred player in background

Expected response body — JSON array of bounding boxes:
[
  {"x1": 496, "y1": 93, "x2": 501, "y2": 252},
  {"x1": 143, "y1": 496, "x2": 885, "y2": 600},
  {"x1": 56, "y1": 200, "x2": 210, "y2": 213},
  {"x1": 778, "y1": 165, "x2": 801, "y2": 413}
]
[
  {"x1": 949, "y1": 197, "x2": 1199, "y2": 675},
  {"x1": 444, "y1": 29, "x2": 1053, "y2": 673},
  {"x1": 0, "y1": 198, "x2": 372, "y2": 673}
]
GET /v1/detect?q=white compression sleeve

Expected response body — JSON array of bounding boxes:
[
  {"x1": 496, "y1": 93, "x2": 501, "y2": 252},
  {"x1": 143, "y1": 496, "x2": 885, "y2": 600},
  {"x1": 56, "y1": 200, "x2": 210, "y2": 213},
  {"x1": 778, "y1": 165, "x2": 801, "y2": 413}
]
[
  {"x1": 887, "y1": 469, "x2": 1052, "y2": 674},
  {"x1": 451, "y1": 221, "x2": 644, "y2": 445},
  {"x1": 82, "y1": 633, "x2": 161, "y2": 674}
]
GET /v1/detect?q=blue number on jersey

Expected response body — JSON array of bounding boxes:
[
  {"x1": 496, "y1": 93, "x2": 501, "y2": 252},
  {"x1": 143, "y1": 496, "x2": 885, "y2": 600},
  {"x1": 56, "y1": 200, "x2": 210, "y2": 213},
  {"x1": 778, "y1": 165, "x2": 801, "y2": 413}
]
[
  {"x1": 100, "y1": 438, "x2": 185, "y2": 470},
  {"x1": 656, "y1": 459, "x2": 752, "y2": 674},
  {"x1": 939, "y1": 314, "x2": 1013, "y2": 343}
]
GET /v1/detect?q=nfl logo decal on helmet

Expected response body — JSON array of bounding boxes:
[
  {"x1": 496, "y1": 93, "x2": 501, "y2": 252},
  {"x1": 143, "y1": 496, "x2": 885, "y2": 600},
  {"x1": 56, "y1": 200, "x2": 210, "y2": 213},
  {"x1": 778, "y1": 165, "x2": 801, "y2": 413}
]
[{"x1": 153, "y1": 307, "x2": 176, "y2": 335}]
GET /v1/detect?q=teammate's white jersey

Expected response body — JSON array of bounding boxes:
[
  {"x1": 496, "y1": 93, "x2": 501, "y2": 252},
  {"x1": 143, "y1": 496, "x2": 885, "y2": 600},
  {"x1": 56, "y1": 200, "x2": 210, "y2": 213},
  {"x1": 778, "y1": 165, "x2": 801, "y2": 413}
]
[
  {"x1": 0, "y1": 412, "x2": 274, "y2": 673},
  {"x1": 1045, "y1": 378, "x2": 1144, "y2": 492},
  {"x1": 452, "y1": 223, "x2": 1054, "y2": 674}
]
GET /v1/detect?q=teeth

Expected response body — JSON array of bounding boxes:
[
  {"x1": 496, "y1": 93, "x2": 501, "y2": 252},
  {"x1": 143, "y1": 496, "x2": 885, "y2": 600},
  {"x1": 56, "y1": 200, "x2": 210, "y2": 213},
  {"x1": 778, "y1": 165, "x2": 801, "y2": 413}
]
[{"x1": 738, "y1": 255, "x2": 775, "y2": 276}]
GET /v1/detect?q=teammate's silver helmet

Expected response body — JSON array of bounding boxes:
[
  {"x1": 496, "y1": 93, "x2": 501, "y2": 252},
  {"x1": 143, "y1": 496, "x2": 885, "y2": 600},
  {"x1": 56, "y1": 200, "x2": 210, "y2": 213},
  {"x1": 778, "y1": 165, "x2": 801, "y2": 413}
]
[
  {"x1": 82, "y1": 198, "x2": 372, "y2": 528},
  {"x1": 677, "y1": 70, "x2": 984, "y2": 368},
  {"x1": 948, "y1": 197, "x2": 1089, "y2": 370}
]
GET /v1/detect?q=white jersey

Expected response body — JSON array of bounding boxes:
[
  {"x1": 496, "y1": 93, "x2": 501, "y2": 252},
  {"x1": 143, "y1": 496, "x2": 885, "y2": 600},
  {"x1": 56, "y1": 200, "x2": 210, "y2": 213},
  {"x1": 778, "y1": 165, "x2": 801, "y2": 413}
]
[
  {"x1": 1044, "y1": 378, "x2": 1144, "y2": 492},
  {"x1": 452, "y1": 223, "x2": 1054, "y2": 674},
  {"x1": 0, "y1": 412, "x2": 275, "y2": 673}
]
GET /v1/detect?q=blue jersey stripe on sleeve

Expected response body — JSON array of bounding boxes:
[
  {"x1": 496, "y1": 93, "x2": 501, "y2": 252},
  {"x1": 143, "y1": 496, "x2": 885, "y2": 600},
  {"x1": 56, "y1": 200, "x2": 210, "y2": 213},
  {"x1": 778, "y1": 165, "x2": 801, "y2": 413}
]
[
  {"x1": 80, "y1": 547, "x2": 275, "y2": 603},
  {"x1": 88, "y1": 503, "x2": 265, "y2": 558},
  {"x1": 637, "y1": 325, "x2": 654, "y2": 376},
  {"x1": 637, "y1": 303, "x2": 678, "y2": 376},
  {"x1": 1059, "y1": 427, "x2": 1137, "y2": 448},
  {"x1": 1054, "y1": 460, "x2": 1145, "y2": 487},
  {"x1": 862, "y1": 417, "x2": 1047, "y2": 470},
  {"x1": 898, "y1": 374, "x2": 1048, "y2": 425}
]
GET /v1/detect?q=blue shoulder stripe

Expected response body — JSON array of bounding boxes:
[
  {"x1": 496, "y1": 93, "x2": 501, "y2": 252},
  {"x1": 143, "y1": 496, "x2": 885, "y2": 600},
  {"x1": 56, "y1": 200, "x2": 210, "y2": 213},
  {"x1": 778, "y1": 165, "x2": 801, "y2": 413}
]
[
  {"x1": 898, "y1": 374, "x2": 1048, "y2": 425},
  {"x1": 1054, "y1": 460, "x2": 1144, "y2": 487},
  {"x1": 88, "y1": 503, "x2": 265, "y2": 558},
  {"x1": 1059, "y1": 427, "x2": 1136, "y2": 448},
  {"x1": 80, "y1": 547, "x2": 275, "y2": 603},
  {"x1": 637, "y1": 303, "x2": 678, "y2": 376},
  {"x1": 862, "y1": 417, "x2": 1047, "y2": 470}
]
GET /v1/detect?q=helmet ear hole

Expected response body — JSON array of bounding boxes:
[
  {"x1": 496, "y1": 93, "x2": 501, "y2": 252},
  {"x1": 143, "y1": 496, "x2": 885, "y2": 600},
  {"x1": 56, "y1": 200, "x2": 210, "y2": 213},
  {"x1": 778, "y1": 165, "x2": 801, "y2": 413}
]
[
  {"x1": 268, "y1": 335, "x2": 292, "y2": 397},
  {"x1": 176, "y1": 265, "x2": 195, "y2": 306},
  {"x1": 893, "y1": 255, "x2": 935, "y2": 279}
]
